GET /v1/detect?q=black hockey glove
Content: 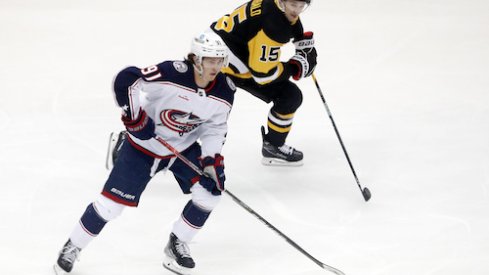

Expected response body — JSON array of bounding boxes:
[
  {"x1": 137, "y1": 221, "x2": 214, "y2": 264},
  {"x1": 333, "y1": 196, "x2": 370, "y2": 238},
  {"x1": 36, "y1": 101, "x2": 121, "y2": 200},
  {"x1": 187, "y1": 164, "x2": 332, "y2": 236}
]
[
  {"x1": 289, "y1": 32, "x2": 317, "y2": 80},
  {"x1": 121, "y1": 109, "x2": 155, "y2": 140},
  {"x1": 293, "y1": 31, "x2": 315, "y2": 53},
  {"x1": 199, "y1": 154, "x2": 225, "y2": 196}
]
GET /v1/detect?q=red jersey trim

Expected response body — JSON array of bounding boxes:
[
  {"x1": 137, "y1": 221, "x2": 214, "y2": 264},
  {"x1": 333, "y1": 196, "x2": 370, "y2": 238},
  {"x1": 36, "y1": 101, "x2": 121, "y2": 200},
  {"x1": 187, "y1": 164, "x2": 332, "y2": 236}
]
[{"x1": 127, "y1": 135, "x2": 175, "y2": 159}]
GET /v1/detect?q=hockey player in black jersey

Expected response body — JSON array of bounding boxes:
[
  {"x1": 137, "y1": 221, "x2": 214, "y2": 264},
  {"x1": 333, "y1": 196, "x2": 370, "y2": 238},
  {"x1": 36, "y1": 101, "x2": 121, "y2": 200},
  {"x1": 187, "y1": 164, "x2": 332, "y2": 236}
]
[
  {"x1": 210, "y1": 0, "x2": 317, "y2": 166},
  {"x1": 54, "y1": 31, "x2": 235, "y2": 275}
]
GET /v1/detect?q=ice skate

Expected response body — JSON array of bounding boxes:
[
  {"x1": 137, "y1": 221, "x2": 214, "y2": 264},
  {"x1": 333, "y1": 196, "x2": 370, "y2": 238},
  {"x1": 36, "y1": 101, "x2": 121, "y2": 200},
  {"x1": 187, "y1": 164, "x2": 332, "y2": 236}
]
[
  {"x1": 105, "y1": 130, "x2": 127, "y2": 170},
  {"x1": 53, "y1": 239, "x2": 81, "y2": 275},
  {"x1": 261, "y1": 126, "x2": 303, "y2": 166},
  {"x1": 162, "y1": 233, "x2": 195, "y2": 275}
]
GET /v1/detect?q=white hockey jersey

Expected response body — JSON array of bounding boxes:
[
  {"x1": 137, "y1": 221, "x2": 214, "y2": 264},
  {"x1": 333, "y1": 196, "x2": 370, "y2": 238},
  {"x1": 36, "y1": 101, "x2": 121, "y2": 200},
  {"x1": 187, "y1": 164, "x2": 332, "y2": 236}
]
[{"x1": 113, "y1": 60, "x2": 236, "y2": 158}]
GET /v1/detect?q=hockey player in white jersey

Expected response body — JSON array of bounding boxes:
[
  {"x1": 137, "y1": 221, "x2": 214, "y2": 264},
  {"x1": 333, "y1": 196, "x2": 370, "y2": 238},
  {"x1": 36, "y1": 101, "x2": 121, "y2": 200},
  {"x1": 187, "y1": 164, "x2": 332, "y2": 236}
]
[{"x1": 54, "y1": 31, "x2": 235, "y2": 275}]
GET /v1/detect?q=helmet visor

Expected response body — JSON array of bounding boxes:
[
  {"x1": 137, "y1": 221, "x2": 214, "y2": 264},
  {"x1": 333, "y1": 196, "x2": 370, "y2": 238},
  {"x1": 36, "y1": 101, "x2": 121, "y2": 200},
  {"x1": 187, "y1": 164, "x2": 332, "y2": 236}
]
[{"x1": 283, "y1": 0, "x2": 310, "y2": 13}]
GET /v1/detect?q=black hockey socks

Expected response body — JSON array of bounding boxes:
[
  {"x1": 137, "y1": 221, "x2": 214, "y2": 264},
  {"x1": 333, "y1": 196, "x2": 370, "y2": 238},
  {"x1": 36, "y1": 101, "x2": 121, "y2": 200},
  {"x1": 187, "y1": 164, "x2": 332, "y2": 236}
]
[{"x1": 266, "y1": 110, "x2": 295, "y2": 146}]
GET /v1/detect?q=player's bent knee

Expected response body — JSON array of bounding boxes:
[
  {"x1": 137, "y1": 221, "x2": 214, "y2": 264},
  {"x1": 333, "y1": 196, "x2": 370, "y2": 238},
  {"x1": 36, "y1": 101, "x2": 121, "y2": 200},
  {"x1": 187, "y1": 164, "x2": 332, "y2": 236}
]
[
  {"x1": 190, "y1": 184, "x2": 222, "y2": 211},
  {"x1": 93, "y1": 194, "x2": 125, "y2": 221}
]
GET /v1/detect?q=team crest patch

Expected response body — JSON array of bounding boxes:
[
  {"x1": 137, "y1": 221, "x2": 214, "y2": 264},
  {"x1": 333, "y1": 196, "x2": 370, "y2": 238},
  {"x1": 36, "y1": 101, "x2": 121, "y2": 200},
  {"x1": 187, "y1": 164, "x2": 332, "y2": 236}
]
[
  {"x1": 160, "y1": 109, "x2": 205, "y2": 136},
  {"x1": 173, "y1": 61, "x2": 188, "y2": 73},
  {"x1": 226, "y1": 76, "x2": 236, "y2": 91}
]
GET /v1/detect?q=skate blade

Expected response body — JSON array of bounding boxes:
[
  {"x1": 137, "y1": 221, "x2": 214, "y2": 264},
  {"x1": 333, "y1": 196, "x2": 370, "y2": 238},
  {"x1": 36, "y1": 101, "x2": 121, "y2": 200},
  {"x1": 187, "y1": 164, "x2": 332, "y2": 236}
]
[
  {"x1": 105, "y1": 131, "x2": 121, "y2": 170},
  {"x1": 53, "y1": 264, "x2": 66, "y2": 275},
  {"x1": 162, "y1": 256, "x2": 193, "y2": 275},
  {"x1": 262, "y1": 157, "x2": 303, "y2": 167}
]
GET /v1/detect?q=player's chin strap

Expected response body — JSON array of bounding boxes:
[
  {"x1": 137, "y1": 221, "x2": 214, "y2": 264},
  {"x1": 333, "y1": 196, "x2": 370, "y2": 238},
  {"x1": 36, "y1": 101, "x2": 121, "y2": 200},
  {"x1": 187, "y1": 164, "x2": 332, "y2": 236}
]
[
  {"x1": 193, "y1": 63, "x2": 204, "y2": 77},
  {"x1": 155, "y1": 136, "x2": 346, "y2": 275}
]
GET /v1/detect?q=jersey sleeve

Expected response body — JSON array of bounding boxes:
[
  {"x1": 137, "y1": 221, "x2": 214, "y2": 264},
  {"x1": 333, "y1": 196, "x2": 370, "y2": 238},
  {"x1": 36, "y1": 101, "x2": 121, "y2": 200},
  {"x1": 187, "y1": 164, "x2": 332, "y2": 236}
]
[
  {"x1": 199, "y1": 75, "x2": 235, "y2": 157},
  {"x1": 246, "y1": 30, "x2": 286, "y2": 85},
  {"x1": 113, "y1": 66, "x2": 145, "y2": 120},
  {"x1": 211, "y1": 0, "x2": 307, "y2": 85},
  {"x1": 112, "y1": 62, "x2": 169, "y2": 119},
  {"x1": 244, "y1": 1, "x2": 304, "y2": 85},
  {"x1": 199, "y1": 111, "x2": 230, "y2": 157}
]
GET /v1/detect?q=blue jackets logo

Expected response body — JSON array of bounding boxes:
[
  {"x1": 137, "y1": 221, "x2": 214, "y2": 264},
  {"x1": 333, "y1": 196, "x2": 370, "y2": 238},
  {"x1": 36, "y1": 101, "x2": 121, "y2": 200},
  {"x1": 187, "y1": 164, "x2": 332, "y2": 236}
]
[{"x1": 159, "y1": 109, "x2": 205, "y2": 135}]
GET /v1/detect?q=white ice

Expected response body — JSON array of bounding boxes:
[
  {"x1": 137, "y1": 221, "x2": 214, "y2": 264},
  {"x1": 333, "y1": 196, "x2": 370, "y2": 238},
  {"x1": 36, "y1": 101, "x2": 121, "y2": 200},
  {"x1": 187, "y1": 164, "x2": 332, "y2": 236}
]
[{"x1": 1, "y1": 0, "x2": 488, "y2": 274}]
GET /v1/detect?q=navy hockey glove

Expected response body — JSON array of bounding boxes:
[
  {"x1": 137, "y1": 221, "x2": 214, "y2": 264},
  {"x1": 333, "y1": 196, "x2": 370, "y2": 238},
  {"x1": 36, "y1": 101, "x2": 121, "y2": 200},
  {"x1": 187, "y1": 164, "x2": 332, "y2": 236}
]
[
  {"x1": 122, "y1": 109, "x2": 155, "y2": 140},
  {"x1": 289, "y1": 32, "x2": 317, "y2": 80},
  {"x1": 199, "y1": 154, "x2": 225, "y2": 195}
]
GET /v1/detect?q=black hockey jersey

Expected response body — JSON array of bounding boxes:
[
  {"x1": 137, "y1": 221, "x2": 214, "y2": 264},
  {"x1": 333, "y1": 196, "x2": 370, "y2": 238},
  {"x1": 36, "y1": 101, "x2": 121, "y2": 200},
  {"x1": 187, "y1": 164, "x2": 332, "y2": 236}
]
[{"x1": 211, "y1": 0, "x2": 304, "y2": 85}]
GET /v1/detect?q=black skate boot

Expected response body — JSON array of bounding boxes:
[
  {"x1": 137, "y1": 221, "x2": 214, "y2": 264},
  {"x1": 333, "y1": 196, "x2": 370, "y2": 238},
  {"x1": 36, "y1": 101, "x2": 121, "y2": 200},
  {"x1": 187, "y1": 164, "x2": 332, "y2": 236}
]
[
  {"x1": 105, "y1": 130, "x2": 127, "y2": 170},
  {"x1": 53, "y1": 239, "x2": 81, "y2": 274},
  {"x1": 162, "y1": 233, "x2": 195, "y2": 275},
  {"x1": 261, "y1": 126, "x2": 303, "y2": 166}
]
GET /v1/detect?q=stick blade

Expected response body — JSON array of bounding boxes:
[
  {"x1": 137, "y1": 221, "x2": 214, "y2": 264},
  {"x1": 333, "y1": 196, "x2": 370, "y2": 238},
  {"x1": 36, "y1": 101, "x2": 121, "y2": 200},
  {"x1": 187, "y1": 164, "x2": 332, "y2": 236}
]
[
  {"x1": 320, "y1": 263, "x2": 347, "y2": 275},
  {"x1": 362, "y1": 187, "x2": 372, "y2": 201}
]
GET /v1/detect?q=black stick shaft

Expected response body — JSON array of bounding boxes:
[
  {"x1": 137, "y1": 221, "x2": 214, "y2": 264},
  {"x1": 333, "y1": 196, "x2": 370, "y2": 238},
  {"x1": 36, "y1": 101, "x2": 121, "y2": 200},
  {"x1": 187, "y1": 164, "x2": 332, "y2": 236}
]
[
  {"x1": 155, "y1": 136, "x2": 345, "y2": 274},
  {"x1": 311, "y1": 74, "x2": 368, "y2": 201}
]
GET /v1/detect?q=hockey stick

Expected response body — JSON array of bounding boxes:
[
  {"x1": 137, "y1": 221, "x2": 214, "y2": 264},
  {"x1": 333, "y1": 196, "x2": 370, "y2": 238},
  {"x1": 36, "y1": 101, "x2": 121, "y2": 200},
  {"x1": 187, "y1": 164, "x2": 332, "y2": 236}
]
[
  {"x1": 311, "y1": 74, "x2": 371, "y2": 202},
  {"x1": 155, "y1": 136, "x2": 346, "y2": 275}
]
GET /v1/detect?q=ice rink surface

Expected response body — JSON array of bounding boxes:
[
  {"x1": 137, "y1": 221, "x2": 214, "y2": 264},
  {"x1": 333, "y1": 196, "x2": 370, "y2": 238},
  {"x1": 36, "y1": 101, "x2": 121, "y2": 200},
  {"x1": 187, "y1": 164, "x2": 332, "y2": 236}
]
[{"x1": 1, "y1": 0, "x2": 488, "y2": 274}]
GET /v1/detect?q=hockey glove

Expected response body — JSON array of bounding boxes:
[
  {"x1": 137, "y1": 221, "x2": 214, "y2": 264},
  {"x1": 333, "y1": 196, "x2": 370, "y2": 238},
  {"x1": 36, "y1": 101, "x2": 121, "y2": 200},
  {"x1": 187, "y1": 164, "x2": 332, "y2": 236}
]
[
  {"x1": 289, "y1": 32, "x2": 318, "y2": 80},
  {"x1": 293, "y1": 31, "x2": 315, "y2": 54},
  {"x1": 121, "y1": 109, "x2": 155, "y2": 140},
  {"x1": 199, "y1": 154, "x2": 225, "y2": 195}
]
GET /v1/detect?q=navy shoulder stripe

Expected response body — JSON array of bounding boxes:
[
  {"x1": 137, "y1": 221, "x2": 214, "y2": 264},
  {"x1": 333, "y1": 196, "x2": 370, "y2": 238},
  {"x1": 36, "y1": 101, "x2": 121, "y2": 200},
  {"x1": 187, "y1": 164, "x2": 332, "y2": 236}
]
[{"x1": 208, "y1": 73, "x2": 235, "y2": 106}]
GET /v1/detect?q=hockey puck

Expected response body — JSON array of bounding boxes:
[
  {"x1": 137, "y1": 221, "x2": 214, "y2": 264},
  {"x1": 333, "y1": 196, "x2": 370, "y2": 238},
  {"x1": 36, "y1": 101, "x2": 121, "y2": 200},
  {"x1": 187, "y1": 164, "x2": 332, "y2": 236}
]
[{"x1": 362, "y1": 187, "x2": 371, "y2": 201}]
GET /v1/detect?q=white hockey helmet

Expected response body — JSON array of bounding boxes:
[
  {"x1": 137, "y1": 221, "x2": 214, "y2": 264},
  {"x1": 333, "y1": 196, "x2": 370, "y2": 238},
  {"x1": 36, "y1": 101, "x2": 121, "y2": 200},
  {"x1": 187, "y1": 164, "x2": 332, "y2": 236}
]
[{"x1": 190, "y1": 31, "x2": 229, "y2": 67}]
